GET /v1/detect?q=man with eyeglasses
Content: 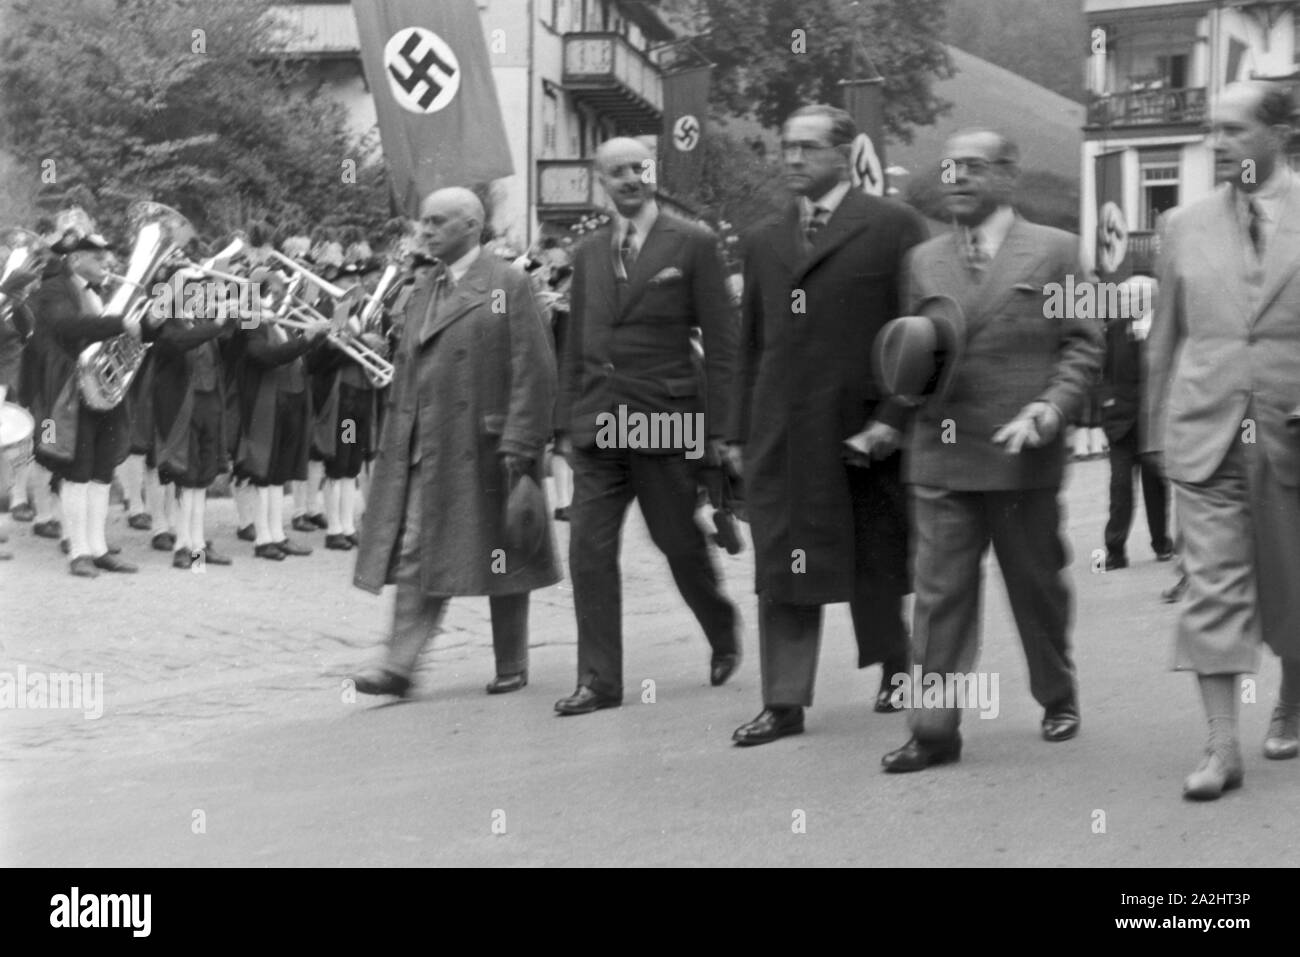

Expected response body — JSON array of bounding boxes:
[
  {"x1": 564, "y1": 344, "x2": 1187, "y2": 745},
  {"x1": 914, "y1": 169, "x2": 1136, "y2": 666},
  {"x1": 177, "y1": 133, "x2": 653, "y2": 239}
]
[
  {"x1": 880, "y1": 129, "x2": 1101, "y2": 772},
  {"x1": 727, "y1": 104, "x2": 927, "y2": 746}
]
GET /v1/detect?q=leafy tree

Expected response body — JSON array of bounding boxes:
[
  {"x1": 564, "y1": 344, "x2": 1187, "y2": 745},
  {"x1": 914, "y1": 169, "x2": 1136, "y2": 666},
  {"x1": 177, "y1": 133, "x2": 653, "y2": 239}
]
[
  {"x1": 946, "y1": 0, "x2": 1086, "y2": 103},
  {"x1": 0, "y1": 0, "x2": 389, "y2": 243},
  {"x1": 665, "y1": 0, "x2": 953, "y2": 142}
]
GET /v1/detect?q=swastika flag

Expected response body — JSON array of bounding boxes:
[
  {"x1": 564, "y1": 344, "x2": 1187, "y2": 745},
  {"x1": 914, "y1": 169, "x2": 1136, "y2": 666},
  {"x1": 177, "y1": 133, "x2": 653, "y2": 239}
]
[{"x1": 353, "y1": 0, "x2": 514, "y2": 216}]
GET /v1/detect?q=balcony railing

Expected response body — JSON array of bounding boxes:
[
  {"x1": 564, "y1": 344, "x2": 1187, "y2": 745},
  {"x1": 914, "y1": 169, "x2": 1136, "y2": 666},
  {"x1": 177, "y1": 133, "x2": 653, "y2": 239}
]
[
  {"x1": 536, "y1": 159, "x2": 696, "y2": 224},
  {"x1": 562, "y1": 32, "x2": 663, "y2": 135},
  {"x1": 1087, "y1": 87, "x2": 1206, "y2": 128}
]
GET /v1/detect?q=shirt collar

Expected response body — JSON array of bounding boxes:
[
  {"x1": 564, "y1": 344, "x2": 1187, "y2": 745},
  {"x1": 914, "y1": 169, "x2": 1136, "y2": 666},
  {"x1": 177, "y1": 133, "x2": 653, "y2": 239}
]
[
  {"x1": 1238, "y1": 162, "x2": 1293, "y2": 217},
  {"x1": 802, "y1": 180, "x2": 852, "y2": 220},
  {"x1": 964, "y1": 204, "x2": 1016, "y2": 255},
  {"x1": 445, "y1": 244, "x2": 481, "y2": 283},
  {"x1": 616, "y1": 199, "x2": 659, "y2": 245}
]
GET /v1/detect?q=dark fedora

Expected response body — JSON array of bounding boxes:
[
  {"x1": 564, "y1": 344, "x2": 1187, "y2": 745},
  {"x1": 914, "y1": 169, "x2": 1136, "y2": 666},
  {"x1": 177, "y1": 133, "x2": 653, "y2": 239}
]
[
  {"x1": 504, "y1": 473, "x2": 548, "y2": 557},
  {"x1": 872, "y1": 294, "x2": 966, "y2": 405}
]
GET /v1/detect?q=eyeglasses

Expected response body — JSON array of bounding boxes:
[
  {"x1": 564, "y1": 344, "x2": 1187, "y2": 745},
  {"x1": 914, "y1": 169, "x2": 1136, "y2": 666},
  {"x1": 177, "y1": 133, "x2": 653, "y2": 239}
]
[
  {"x1": 780, "y1": 141, "x2": 839, "y2": 160},
  {"x1": 950, "y1": 158, "x2": 1011, "y2": 176}
]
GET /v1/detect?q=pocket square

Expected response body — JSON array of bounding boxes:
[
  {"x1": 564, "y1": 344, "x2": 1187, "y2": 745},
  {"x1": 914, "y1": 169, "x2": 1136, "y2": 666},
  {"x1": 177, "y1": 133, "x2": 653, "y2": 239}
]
[
  {"x1": 649, "y1": 266, "x2": 684, "y2": 285},
  {"x1": 1012, "y1": 282, "x2": 1038, "y2": 292}
]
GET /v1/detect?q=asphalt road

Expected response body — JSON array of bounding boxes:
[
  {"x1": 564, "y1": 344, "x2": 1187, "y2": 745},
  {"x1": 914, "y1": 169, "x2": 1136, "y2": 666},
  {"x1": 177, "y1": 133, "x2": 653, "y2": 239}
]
[{"x1": 2, "y1": 458, "x2": 1297, "y2": 866}]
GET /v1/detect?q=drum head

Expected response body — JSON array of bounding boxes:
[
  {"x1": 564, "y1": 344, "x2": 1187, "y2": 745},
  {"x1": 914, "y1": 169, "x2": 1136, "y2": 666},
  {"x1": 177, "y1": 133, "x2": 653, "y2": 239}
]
[{"x1": 0, "y1": 402, "x2": 35, "y2": 447}]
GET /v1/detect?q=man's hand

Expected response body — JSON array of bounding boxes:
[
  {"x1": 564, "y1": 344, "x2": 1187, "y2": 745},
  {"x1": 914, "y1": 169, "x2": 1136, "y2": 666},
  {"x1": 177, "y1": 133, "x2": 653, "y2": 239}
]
[
  {"x1": 843, "y1": 421, "x2": 901, "y2": 468},
  {"x1": 721, "y1": 442, "x2": 743, "y2": 478},
  {"x1": 303, "y1": 316, "x2": 331, "y2": 341},
  {"x1": 992, "y1": 401, "x2": 1061, "y2": 455},
  {"x1": 501, "y1": 452, "x2": 532, "y2": 476}
]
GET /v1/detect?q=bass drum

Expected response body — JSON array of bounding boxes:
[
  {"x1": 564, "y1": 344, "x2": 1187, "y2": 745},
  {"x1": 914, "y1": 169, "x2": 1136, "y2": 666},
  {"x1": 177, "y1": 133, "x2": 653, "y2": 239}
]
[{"x1": 0, "y1": 400, "x2": 35, "y2": 497}]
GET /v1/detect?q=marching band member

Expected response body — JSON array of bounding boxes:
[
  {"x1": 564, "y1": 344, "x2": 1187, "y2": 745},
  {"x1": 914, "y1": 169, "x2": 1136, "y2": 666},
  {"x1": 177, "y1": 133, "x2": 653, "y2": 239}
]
[
  {"x1": 28, "y1": 229, "x2": 140, "y2": 577},
  {"x1": 290, "y1": 239, "x2": 341, "y2": 534},
  {"x1": 233, "y1": 268, "x2": 328, "y2": 560}
]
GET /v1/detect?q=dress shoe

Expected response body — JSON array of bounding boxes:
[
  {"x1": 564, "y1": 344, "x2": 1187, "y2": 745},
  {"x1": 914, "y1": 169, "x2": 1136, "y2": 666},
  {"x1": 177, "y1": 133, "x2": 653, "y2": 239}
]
[
  {"x1": 875, "y1": 658, "x2": 909, "y2": 713},
  {"x1": 10, "y1": 502, "x2": 35, "y2": 522},
  {"x1": 710, "y1": 652, "x2": 741, "y2": 687},
  {"x1": 92, "y1": 552, "x2": 137, "y2": 573},
  {"x1": 553, "y1": 506, "x2": 569, "y2": 522},
  {"x1": 554, "y1": 685, "x2": 621, "y2": 715},
  {"x1": 345, "y1": 532, "x2": 359, "y2": 547},
  {"x1": 1042, "y1": 696, "x2": 1081, "y2": 742},
  {"x1": 152, "y1": 531, "x2": 176, "y2": 551},
  {"x1": 1264, "y1": 705, "x2": 1300, "y2": 760},
  {"x1": 324, "y1": 533, "x2": 354, "y2": 551},
  {"x1": 1104, "y1": 552, "x2": 1128, "y2": 571},
  {"x1": 254, "y1": 542, "x2": 286, "y2": 561},
  {"x1": 274, "y1": 538, "x2": 312, "y2": 556},
  {"x1": 172, "y1": 549, "x2": 193, "y2": 570},
  {"x1": 310, "y1": 512, "x2": 328, "y2": 529},
  {"x1": 69, "y1": 555, "x2": 99, "y2": 578},
  {"x1": 62, "y1": 538, "x2": 119, "y2": 555},
  {"x1": 351, "y1": 668, "x2": 411, "y2": 698},
  {"x1": 1183, "y1": 746, "x2": 1244, "y2": 800},
  {"x1": 1161, "y1": 575, "x2": 1189, "y2": 603},
  {"x1": 291, "y1": 515, "x2": 317, "y2": 533},
  {"x1": 33, "y1": 519, "x2": 61, "y2": 539},
  {"x1": 732, "y1": 706, "x2": 805, "y2": 746},
  {"x1": 486, "y1": 672, "x2": 528, "y2": 695},
  {"x1": 200, "y1": 542, "x2": 233, "y2": 566},
  {"x1": 1154, "y1": 542, "x2": 1175, "y2": 562},
  {"x1": 127, "y1": 513, "x2": 152, "y2": 531},
  {"x1": 882, "y1": 735, "x2": 962, "y2": 772},
  {"x1": 236, "y1": 524, "x2": 256, "y2": 542}
]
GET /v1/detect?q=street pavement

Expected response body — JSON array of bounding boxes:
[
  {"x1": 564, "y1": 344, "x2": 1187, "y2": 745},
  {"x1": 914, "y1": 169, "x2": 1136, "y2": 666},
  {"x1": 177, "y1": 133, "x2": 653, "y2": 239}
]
[{"x1": 2, "y1": 458, "x2": 1298, "y2": 867}]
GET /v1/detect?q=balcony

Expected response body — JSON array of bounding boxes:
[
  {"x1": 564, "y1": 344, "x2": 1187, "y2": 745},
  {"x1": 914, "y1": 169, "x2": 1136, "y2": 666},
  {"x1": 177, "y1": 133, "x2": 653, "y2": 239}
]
[
  {"x1": 562, "y1": 33, "x2": 663, "y2": 135},
  {"x1": 1087, "y1": 87, "x2": 1206, "y2": 129},
  {"x1": 536, "y1": 159, "x2": 695, "y2": 224}
]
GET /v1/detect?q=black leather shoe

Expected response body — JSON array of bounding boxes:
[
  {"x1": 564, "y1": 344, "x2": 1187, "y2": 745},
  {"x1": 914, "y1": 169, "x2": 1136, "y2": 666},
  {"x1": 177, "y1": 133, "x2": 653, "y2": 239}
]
[
  {"x1": 345, "y1": 533, "x2": 360, "y2": 547},
  {"x1": 553, "y1": 506, "x2": 569, "y2": 522},
  {"x1": 69, "y1": 555, "x2": 99, "y2": 578},
  {"x1": 486, "y1": 672, "x2": 528, "y2": 695},
  {"x1": 152, "y1": 531, "x2": 176, "y2": 551},
  {"x1": 554, "y1": 685, "x2": 621, "y2": 715},
  {"x1": 127, "y1": 513, "x2": 152, "y2": 531},
  {"x1": 291, "y1": 515, "x2": 317, "y2": 533},
  {"x1": 172, "y1": 549, "x2": 193, "y2": 569},
  {"x1": 1154, "y1": 542, "x2": 1174, "y2": 561},
  {"x1": 875, "y1": 658, "x2": 909, "y2": 713},
  {"x1": 1161, "y1": 575, "x2": 1188, "y2": 603},
  {"x1": 10, "y1": 503, "x2": 35, "y2": 522},
  {"x1": 1264, "y1": 705, "x2": 1300, "y2": 760},
  {"x1": 33, "y1": 519, "x2": 61, "y2": 539},
  {"x1": 1104, "y1": 553, "x2": 1128, "y2": 571},
  {"x1": 882, "y1": 735, "x2": 962, "y2": 772},
  {"x1": 710, "y1": 652, "x2": 741, "y2": 687},
  {"x1": 352, "y1": 668, "x2": 411, "y2": 698},
  {"x1": 236, "y1": 524, "x2": 256, "y2": 542},
  {"x1": 200, "y1": 542, "x2": 233, "y2": 565},
  {"x1": 324, "y1": 533, "x2": 354, "y2": 550},
  {"x1": 254, "y1": 543, "x2": 286, "y2": 561},
  {"x1": 732, "y1": 706, "x2": 805, "y2": 746},
  {"x1": 93, "y1": 552, "x2": 137, "y2": 573},
  {"x1": 60, "y1": 538, "x2": 69, "y2": 554},
  {"x1": 1042, "y1": 696, "x2": 1080, "y2": 742},
  {"x1": 310, "y1": 512, "x2": 328, "y2": 529},
  {"x1": 274, "y1": 538, "x2": 312, "y2": 556}
]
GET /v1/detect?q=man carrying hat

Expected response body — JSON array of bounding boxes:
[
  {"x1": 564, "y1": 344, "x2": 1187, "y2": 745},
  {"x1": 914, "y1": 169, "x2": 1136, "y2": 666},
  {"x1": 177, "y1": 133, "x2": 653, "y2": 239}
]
[
  {"x1": 880, "y1": 129, "x2": 1101, "y2": 772},
  {"x1": 28, "y1": 229, "x2": 144, "y2": 576},
  {"x1": 350, "y1": 187, "x2": 559, "y2": 698}
]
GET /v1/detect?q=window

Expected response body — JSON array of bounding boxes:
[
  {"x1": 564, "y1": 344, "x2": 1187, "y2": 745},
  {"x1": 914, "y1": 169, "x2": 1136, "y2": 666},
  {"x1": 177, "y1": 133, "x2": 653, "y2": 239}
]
[
  {"x1": 1139, "y1": 149, "x2": 1180, "y2": 230},
  {"x1": 542, "y1": 88, "x2": 558, "y2": 158}
]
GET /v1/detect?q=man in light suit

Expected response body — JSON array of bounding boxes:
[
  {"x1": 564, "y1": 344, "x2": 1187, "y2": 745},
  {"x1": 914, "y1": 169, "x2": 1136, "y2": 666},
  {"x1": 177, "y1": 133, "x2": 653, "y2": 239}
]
[
  {"x1": 1144, "y1": 81, "x2": 1300, "y2": 800},
  {"x1": 728, "y1": 104, "x2": 928, "y2": 746},
  {"x1": 553, "y1": 136, "x2": 740, "y2": 715},
  {"x1": 881, "y1": 129, "x2": 1102, "y2": 772}
]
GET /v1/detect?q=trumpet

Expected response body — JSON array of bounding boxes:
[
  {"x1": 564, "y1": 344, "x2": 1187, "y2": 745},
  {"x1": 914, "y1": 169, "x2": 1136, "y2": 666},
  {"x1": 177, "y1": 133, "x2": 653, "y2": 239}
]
[
  {"x1": 262, "y1": 247, "x2": 351, "y2": 302},
  {"x1": 265, "y1": 295, "x2": 394, "y2": 389}
]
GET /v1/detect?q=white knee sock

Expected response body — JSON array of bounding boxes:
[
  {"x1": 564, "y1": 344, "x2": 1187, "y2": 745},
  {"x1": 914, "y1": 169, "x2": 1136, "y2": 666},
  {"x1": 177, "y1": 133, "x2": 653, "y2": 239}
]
[
  {"x1": 61, "y1": 481, "x2": 91, "y2": 558},
  {"x1": 87, "y1": 481, "x2": 110, "y2": 557},
  {"x1": 143, "y1": 466, "x2": 164, "y2": 519},
  {"x1": 291, "y1": 478, "x2": 307, "y2": 518},
  {"x1": 324, "y1": 478, "x2": 342, "y2": 534},
  {"x1": 340, "y1": 478, "x2": 357, "y2": 536},
  {"x1": 174, "y1": 488, "x2": 195, "y2": 553},
  {"x1": 32, "y1": 463, "x2": 59, "y2": 522},
  {"x1": 191, "y1": 489, "x2": 207, "y2": 554},
  {"x1": 118, "y1": 454, "x2": 145, "y2": 515},
  {"x1": 307, "y1": 459, "x2": 324, "y2": 515},
  {"x1": 269, "y1": 485, "x2": 285, "y2": 541},
  {"x1": 10, "y1": 459, "x2": 31, "y2": 508},
  {"x1": 235, "y1": 480, "x2": 256, "y2": 528},
  {"x1": 253, "y1": 486, "x2": 273, "y2": 545}
]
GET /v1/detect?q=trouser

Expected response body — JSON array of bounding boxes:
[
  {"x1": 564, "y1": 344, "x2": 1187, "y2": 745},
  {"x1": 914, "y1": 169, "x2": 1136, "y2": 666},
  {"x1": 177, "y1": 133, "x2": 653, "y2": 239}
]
[
  {"x1": 1105, "y1": 426, "x2": 1170, "y2": 558},
  {"x1": 569, "y1": 446, "x2": 737, "y2": 699},
  {"x1": 907, "y1": 484, "x2": 1076, "y2": 741}
]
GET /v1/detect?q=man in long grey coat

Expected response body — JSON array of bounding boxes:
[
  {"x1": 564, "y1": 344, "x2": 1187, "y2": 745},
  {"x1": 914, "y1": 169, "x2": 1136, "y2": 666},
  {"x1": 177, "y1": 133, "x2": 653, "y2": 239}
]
[{"x1": 351, "y1": 188, "x2": 560, "y2": 697}]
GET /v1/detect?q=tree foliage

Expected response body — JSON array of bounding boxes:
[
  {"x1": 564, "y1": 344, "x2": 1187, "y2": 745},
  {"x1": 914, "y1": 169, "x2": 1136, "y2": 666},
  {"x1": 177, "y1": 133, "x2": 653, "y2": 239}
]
[
  {"x1": 667, "y1": 0, "x2": 953, "y2": 141},
  {"x1": 946, "y1": 0, "x2": 1086, "y2": 103},
  {"x1": 0, "y1": 0, "x2": 389, "y2": 242}
]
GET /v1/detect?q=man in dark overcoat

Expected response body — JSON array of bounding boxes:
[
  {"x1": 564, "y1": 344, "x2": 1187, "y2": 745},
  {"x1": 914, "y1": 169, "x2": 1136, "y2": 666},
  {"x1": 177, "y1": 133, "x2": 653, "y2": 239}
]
[
  {"x1": 351, "y1": 187, "x2": 559, "y2": 697},
  {"x1": 727, "y1": 104, "x2": 928, "y2": 746}
]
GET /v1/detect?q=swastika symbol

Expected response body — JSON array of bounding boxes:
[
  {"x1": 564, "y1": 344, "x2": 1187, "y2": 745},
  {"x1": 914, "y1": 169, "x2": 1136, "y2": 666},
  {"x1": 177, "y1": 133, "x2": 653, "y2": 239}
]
[
  {"x1": 384, "y1": 28, "x2": 460, "y2": 114},
  {"x1": 673, "y1": 114, "x2": 700, "y2": 151}
]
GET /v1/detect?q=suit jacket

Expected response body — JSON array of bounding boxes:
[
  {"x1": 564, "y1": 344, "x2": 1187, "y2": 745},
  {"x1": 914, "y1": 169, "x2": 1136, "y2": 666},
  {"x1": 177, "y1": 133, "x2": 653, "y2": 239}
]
[
  {"x1": 904, "y1": 216, "x2": 1102, "y2": 491},
  {"x1": 1099, "y1": 312, "x2": 1145, "y2": 444},
  {"x1": 730, "y1": 188, "x2": 927, "y2": 603},
  {"x1": 232, "y1": 319, "x2": 320, "y2": 481},
  {"x1": 354, "y1": 250, "x2": 560, "y2": 597},
  {"x1": 151, "y1": 316, "x2": 229, "y2": 478},
  {"x1": 556, "y1": 208, "x2": 735, "y2": 448},
  {"x1": 1144, "y1": 182, "x2": 1300, "y2": 487}
]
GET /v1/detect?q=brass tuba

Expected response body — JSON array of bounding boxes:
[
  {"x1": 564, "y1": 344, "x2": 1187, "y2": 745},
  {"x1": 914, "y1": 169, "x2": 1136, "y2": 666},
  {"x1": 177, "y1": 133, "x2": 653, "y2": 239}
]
[{"x1": 76, "y1": 202, "x2": 195, "y2": 411}]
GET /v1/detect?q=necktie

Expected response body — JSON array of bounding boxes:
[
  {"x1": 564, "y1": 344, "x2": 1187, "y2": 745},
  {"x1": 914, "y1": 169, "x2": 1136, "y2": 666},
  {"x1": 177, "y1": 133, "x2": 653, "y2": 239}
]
[
  {"x1": 966, "y1": 230, "x2": 990, "y2": 275},
  {"x1": 419, "y1": 271, "x2": 451, "y2": 341},
  {"x1": 619, "y1": 224, "x2": 638, "y2": 278},
  {"x1": 805, "y1": 205, "x2": 828, "y2": 246},
  {"x1": 1248, "y1": 199, "x2": 1264, "y2": 257}
]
